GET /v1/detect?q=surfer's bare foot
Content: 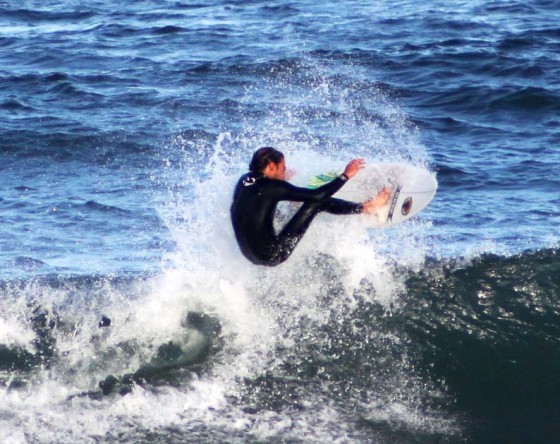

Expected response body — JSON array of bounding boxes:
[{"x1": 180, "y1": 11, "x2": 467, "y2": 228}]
[{"x1": 363, "y1": 187, "x2": 391, "y2": 214}]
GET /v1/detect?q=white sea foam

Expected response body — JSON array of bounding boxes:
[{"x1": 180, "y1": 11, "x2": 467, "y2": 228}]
[
  {"x1": 0, "y1": 60, "x2": 456, "y2": 443},
  {"x1": 0, "y1": 317, "x2": 35, "y2": 351}
]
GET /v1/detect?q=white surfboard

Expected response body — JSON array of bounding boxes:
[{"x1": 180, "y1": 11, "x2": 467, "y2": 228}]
[{"x1": 310, "y1": 163, "x2": 438, "y2": 227}]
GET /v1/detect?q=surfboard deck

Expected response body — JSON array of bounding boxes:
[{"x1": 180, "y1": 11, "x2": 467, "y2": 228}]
[{"x1": 309, "y1": 163, "x2": 438, "y2": 227}]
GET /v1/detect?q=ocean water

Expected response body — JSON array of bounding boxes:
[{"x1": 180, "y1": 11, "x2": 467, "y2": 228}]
[{"x1": 0, "y1": 1, "x2": 559, "y2": 443}]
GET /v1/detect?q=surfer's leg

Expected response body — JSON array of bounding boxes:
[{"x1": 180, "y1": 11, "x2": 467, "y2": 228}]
[
  {"x1": 267, "y1": 201, "x2": 325, "y2": 265},
  {"x1": 264, "y1": 200, "x2": 362, "y2": 266}
]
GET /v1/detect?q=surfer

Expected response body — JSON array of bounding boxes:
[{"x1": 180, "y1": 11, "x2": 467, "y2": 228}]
[{"x1": 230, "y1": 147, "x2": 390, "y2": 266}]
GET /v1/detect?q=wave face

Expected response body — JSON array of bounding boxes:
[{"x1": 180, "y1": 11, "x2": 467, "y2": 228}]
[
  {"x1": 0, "y1": 0, "x2": 559, "y2": 442},
  {"x1": 402, "y1": 249, "x2": 560, "y2": 443},
  {"x1": 1, "y1": 250, "x2": 558, "y2": 442}
]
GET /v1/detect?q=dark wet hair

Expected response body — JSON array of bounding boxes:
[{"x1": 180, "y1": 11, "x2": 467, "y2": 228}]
[{"x1": 249, "y1": 147, "x2": 284, "y2": 173}]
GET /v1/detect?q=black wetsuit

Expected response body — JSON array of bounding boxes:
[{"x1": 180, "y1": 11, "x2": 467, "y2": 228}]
[{"x1": 230, "y1": 172, "x2": 363, "y2": 266}]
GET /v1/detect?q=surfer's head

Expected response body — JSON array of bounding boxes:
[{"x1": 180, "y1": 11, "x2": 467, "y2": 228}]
[{"x1": 249, "y1": 146, "x2": 285, "y2": 176}]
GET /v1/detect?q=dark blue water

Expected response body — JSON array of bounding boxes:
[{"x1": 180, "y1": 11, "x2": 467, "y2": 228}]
[{"x1": 1, "y1": 1, "x2": 559, "y2": 442}]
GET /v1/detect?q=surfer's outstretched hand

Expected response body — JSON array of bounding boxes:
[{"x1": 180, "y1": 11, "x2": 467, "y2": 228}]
[
  {"x1": 343, "y1": 158, "x2": 366, "y2": 179},
  {"x1": 363, "y1": 187, "x2": 391, "y2": 214}
]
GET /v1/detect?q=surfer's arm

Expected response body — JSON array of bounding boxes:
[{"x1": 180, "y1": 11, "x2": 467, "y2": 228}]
[
  {"x1": 321, "y1": 198, "x2": 363, "y2": 215},
  {"x1": 271, "y1": 177, "x2": 347, "y2": 203},
  {"x1": 267, "y1": 159, "x2": 364, "y2": 203}
]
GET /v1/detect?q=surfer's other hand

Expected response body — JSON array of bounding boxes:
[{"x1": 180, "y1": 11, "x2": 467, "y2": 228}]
[
  {"x1": 363, "y1": 187, "x2": 391, "y2": 214},
  {"x1": 343, "y1": 159, "x2": 365, "y2": 179}
]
